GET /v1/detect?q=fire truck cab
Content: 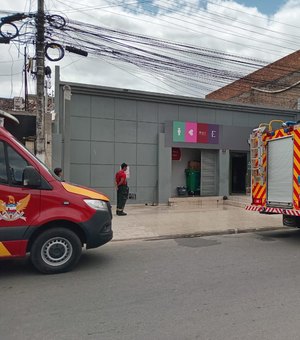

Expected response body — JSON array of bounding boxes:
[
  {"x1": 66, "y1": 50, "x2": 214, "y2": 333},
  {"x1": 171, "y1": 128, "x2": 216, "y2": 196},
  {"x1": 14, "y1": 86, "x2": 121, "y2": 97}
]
[
  {"x1": 0, "y1": 112, "x2": 113, "y2": 274},
  {"x1": 246, "y1": 119, "x2": 300, "y2": 227}
]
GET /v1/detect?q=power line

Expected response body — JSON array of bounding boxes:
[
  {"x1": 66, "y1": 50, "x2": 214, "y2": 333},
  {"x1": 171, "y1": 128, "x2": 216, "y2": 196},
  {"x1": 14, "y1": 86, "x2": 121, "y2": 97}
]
[
  {"x1": 2, "y1": 5, "x2": 300, "y2": 99},
  {"x1": 54, "y1": 0, "x2": 300, "y2": 53},
  {"x1": 205, "y1": 0, "x2": 300, "y2": 30},
  {"x1": 46, "y1": 18, "x2": 298, "y2": 96}
]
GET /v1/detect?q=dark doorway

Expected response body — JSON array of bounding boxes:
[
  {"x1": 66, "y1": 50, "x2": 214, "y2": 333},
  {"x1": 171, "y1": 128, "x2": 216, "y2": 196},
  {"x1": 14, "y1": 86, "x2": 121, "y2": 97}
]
[{"x1": 231, "y1": 152, "x2": 247, "y2": 194}]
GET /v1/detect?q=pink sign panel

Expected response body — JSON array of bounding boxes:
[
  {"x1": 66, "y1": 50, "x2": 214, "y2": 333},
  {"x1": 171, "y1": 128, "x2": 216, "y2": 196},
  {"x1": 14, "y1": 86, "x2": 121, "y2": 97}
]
[{"x1": 185, "y1": 122, "x2": 197, "y2": 143}]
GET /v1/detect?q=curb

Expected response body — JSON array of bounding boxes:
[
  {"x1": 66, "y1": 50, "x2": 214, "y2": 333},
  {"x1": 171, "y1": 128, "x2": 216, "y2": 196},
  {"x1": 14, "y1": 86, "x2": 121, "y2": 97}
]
[{"x1": 112, "y1": 226, "x2": 287, "y2": 242}]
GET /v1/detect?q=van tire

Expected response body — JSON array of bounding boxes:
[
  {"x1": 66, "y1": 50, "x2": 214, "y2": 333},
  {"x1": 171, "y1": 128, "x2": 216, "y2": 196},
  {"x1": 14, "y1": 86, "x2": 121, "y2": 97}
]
[
  {"x1": 30, "y1": 228, "x2": 82, "y2": 274},
  {"x1": 282, "y1": 214, "x2": 300, "y2": 228}
]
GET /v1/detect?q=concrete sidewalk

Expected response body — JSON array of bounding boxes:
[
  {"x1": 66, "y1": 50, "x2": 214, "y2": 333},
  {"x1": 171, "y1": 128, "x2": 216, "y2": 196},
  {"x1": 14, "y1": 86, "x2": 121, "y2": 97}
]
[{"x1": 112, "y1": 197, "x2": 284, "y2": 241}]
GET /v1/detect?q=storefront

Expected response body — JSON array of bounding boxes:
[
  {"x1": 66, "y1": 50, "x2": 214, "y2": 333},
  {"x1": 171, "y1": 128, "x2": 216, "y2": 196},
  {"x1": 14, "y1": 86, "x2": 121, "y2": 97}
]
[
  {"x1": 169, "y1": 122, "x2": 219, "y2": 197},
  {"x1": 163, "y1": 121, "x2": 254, "y2": 199},
  {"x1": 53, "y1": 69, "x2": 299, "y2": 204}
]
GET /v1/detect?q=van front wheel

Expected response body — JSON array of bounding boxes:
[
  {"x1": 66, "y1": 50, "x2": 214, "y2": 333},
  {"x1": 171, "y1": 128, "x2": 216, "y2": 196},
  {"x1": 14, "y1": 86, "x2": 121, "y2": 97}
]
[{"x1": 30, "y1": 228, "x2": 82, "y2": 274}]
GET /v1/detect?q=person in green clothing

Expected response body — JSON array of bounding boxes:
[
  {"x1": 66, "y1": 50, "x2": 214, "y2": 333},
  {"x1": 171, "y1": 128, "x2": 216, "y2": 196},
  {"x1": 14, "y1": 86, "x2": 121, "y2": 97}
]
[{"x1": 115, "y1": 163, "x2": 129, "y2": 216}]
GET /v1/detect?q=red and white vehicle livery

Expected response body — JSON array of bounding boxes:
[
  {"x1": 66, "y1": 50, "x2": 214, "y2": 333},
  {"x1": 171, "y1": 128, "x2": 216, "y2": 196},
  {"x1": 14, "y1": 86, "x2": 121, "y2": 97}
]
[
  {"x1": 246, "y1": 119, "x2": 300, "y2": 227},
  {"x1": 0, "y1": 111, "x2": 112, "y2": 274}
]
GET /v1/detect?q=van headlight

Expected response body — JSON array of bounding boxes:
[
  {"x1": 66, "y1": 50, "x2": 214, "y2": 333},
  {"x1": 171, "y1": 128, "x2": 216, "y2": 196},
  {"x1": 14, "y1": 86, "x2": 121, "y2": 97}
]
[{"x1": 84, "y1": 199, "x2": 108, "y2": 211}]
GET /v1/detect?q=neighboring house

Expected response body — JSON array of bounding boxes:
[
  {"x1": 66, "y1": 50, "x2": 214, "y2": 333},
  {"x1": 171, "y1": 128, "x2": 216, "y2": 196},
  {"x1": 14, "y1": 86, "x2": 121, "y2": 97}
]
[
  {"x1": 206, "y1": 50, "x2": 300, "y2": 110},
  {"x1": 0, "y1": 96, "x2": 53, "y2": 166},
  {"x1": 0, "y1": 97, "x2": 36, "y2": 151}
]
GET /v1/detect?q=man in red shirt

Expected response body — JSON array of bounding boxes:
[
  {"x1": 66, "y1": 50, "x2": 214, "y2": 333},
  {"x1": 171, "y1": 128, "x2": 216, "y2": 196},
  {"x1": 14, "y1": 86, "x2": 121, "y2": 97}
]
[{"x1": 115, "y1": 163, "x2": 129, "y2": 216}]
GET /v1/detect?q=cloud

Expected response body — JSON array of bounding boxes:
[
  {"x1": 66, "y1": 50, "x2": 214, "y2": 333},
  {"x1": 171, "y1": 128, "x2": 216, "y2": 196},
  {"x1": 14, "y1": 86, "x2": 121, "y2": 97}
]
[{"x1": 0, "y1": 0, "x2": 299, "y2": 99}]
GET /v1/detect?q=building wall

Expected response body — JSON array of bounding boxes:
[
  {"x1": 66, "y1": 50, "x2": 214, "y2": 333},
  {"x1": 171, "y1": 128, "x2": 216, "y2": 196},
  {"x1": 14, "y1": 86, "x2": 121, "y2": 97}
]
[
  {"x1": 206, "y1": 50, "x2": 300, "y2": 111},
  {"x1": 221, "y1": 72, "x2": 300, "y2": 110},
  {"x1": 54, "y1": 77, "x2": 299, "y2": 204},
  {"x1": 219, "y1": 149, "x2": 230, "y2": 197},
  {"x1": 158, "y1": 132, "x2": 171, "y2": 203},
  {"x1": 65, "y1": 94, "x2": 161, "y2": 204}
]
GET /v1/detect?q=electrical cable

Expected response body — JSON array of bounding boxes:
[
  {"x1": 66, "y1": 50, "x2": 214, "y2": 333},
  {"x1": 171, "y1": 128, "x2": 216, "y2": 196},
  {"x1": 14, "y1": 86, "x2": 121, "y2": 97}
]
[
  {"x1": 205, "y1": 0, "x2": 300, "y2": 30},
  {"x1": 252, "y1": 80, "x2": 300, "y2": 94},
  {"x1": 160, "y1": 0, "x2": 300, "y2": 42},
  {"x1": 51, "y1": 19, "x2": 297, "y2": 95},
  {"x1": 48, "y1": 1, "x2": 298, "y2": 55},
  {"x1": 2, "y1": 5, "x2": 300, "y2": 98}
]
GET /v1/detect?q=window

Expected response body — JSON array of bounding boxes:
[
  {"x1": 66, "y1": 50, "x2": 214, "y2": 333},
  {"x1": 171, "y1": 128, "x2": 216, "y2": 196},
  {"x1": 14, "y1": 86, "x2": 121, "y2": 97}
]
[
  {"x1": 0, "y1": 142, "x2": 8, "y2": 184},
  {"x1": 7, "y1": 145, "x2": 29, "y2": 186}
]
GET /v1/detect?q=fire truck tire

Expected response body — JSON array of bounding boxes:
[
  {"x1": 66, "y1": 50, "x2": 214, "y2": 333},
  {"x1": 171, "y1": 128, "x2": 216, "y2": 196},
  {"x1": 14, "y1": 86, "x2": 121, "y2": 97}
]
[
  {"x1": 282, "y1": 214, "x2": 300, "y2": 227},
  {"x1": 30, "y1": 228, "x2": 82, "y2": 274}
]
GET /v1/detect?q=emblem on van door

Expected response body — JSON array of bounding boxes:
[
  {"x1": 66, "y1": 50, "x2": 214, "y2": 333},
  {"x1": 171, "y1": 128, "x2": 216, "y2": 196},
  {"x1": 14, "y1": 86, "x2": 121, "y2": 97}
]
[{"x1": 0, "y1": 195, "x2": 31, "y2": 221}]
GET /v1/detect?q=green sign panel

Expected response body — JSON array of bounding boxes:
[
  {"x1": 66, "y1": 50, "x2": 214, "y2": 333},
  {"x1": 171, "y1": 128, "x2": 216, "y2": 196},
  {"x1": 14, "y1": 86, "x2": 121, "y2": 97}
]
[{"x1": 173, "y1": 121, "x2": 185, "y2": 142}]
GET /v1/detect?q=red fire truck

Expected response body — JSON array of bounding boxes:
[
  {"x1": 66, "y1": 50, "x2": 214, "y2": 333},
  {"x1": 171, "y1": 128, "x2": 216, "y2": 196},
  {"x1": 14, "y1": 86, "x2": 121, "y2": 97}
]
[
  {"x1": 246, "y1": 119, "x2": 300, "y2": 227},
  {"x1": 0, "y1": 111, "x2": 112, "y2": 274}
]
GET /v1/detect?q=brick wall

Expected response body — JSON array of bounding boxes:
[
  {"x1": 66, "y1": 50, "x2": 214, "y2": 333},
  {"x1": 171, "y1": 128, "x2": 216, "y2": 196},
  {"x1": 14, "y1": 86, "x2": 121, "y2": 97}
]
[{"x1": 206, "y1": 50, "x2": 300, "y2": 110}]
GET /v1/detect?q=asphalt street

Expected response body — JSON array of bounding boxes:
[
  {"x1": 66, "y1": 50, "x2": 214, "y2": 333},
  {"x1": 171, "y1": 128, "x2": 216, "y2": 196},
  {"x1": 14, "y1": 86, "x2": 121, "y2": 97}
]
[{"x1": 1, "y1": 229, "x2": 300, "y2": 340}]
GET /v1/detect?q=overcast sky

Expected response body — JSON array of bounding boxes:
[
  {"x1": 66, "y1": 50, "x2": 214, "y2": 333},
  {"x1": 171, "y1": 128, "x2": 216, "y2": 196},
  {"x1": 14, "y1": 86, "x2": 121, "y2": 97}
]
[{"x1": 0, "y1": 0, "x2": 299, "y2": 99}]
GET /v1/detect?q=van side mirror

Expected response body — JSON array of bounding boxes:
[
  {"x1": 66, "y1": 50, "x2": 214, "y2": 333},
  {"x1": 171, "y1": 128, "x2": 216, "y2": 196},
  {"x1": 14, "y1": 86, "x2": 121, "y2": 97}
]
[{"x1": 23, "y1": 166, "x2": 41, "y2": 188}]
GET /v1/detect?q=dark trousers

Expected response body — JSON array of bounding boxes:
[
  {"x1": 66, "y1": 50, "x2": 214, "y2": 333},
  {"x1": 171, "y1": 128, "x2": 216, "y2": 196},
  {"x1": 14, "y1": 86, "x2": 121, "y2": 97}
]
[{"x1": 117, "y1": 185, "x2": 129, "y2": 212}]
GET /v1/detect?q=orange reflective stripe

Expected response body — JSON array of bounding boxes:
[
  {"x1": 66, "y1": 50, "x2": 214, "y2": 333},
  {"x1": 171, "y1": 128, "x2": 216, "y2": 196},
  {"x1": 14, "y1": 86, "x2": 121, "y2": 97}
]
[
  {"x1": 0, "y1": 242, "x2": 11, "y2": 256},
  {"x1": 62, "y1": 182, "x2": 109, "y2": 201}
]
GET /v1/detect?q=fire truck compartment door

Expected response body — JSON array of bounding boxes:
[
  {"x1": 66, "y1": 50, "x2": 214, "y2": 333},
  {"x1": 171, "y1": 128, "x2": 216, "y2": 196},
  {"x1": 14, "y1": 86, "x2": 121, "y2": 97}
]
[{"x1": 267, "y1": 136, "x2": 293, "y2": 207}]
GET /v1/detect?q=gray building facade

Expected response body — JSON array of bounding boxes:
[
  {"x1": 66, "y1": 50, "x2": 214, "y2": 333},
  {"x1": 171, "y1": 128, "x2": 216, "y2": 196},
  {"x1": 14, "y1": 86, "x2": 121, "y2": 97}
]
[{"x1": 53, "y1": 70, "x2": 299, "y2": 204}]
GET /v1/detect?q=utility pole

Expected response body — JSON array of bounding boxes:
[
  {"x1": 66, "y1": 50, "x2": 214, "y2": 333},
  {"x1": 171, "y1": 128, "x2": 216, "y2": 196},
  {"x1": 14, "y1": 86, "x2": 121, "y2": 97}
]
[
  {"x1": 35, "y1": 0, "x2": 45, "y2": 162},
  {"x1": 24, "y1": 47, "x2": 28, "y2": 111}
]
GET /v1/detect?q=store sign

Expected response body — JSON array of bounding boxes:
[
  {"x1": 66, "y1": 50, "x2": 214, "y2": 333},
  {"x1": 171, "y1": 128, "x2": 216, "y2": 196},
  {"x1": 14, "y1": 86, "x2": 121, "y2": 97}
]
[
  {"x1": 185, "y1": 122, "x2": 197, "y2": 143},
  {"x1": 173, "y1": 121, "x2": 185, "y2": 142},
  {"x1": 173, "y1": 121, "x2": 219, "y2": 144},
  {"x1": 172, "y1": 147, "x2": 181, "y2": 160}
]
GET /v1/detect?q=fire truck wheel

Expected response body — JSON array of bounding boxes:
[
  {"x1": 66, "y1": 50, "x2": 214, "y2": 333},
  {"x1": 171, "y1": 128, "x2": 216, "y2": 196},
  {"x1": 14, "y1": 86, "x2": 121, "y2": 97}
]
[
  {"x1": 282, "y1": 215, "x2": 300, "y2": 227},
  {"x1": 30, "y1": 228, "x2": 82, "y2": 274}
]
